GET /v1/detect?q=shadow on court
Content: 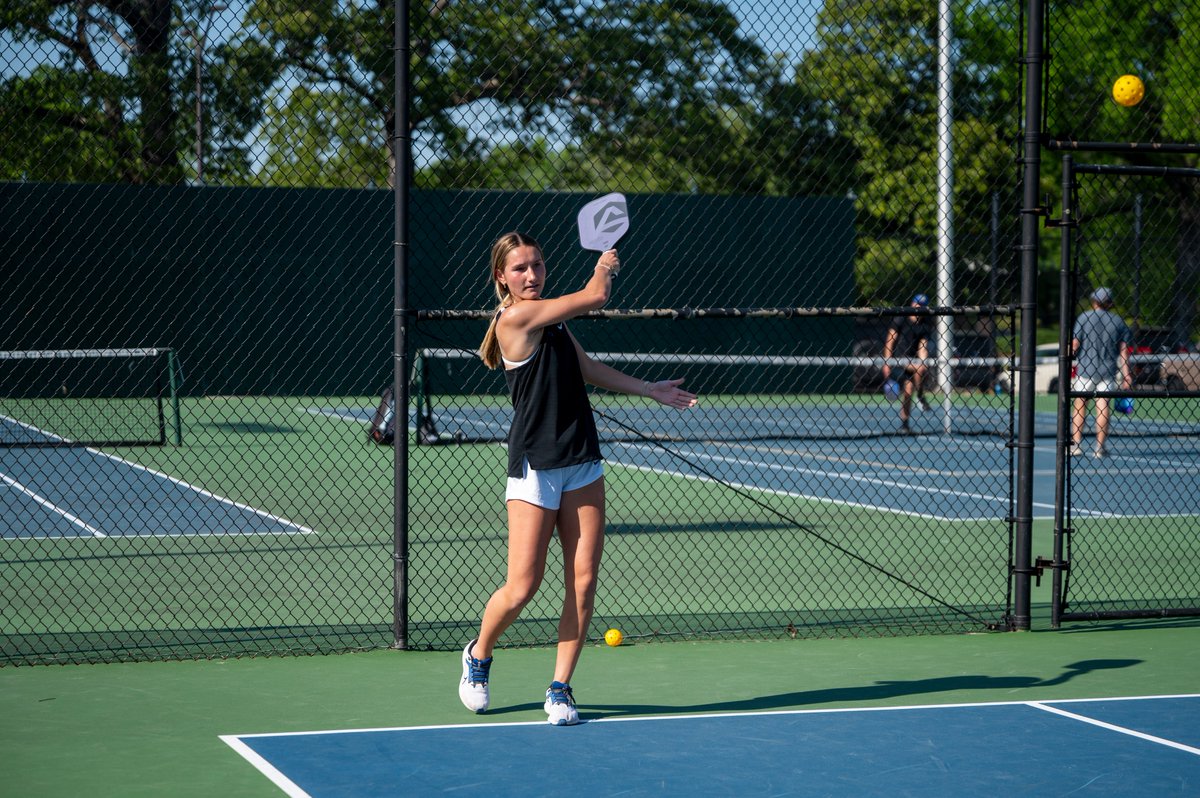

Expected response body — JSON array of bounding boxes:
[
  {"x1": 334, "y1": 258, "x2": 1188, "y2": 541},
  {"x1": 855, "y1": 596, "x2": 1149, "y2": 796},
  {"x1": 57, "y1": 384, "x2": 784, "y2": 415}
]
[
  {"x1": 1056, "y1": 618, "x2": 1200, "y2": 634},
  {"x1": 481, "y1": 658, "x2": 1142, "y2": 719}
]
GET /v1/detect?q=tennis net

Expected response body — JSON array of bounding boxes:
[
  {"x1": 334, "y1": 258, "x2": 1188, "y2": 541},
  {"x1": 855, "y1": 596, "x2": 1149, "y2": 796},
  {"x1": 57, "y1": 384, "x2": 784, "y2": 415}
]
[
  {"x1": 413, "y1": 348, "x2": 1200, "y2": 444},
  {"x1": 0, "y1": 348, "x2": 182, "y2": 447},
  {"x1": 414, "y1": 348, "x2": 1017, "y2": 443}
]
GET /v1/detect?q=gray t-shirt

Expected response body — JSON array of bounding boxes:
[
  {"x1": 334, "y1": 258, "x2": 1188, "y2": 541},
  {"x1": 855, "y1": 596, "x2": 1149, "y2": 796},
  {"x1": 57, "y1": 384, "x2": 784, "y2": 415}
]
[{"x1": 1072, "y1": 309, "x2": 1130, "y2": 380}]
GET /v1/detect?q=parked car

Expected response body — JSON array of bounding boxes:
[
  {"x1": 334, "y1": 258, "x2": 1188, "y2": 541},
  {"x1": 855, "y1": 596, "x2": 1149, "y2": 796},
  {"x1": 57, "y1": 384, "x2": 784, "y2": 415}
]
[
  {"x1": 1128, "y1": 327, "x2": 1190, "y2": 386},
  {"x1": 1035, "y1": 343, "x2": 1063, "y2": 395},
  {"x1": 1157, "y1": 353, "x2": 1200, "y2": 391},
  {"x1": 1038, "y1": 329, "x2": 1190, "y2": 395},
  {"x1": 1004, "y1": 343, "x2": 1064, "y2": 395}
]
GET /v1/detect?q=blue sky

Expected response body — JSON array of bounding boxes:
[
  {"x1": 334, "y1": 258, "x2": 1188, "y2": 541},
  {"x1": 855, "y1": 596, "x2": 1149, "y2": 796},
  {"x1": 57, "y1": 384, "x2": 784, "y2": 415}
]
[
  {"x1": 736, "y1": 0, "x2": 823, "y2": 58},
  {"x1": 1, "y1": 1, "x2": 823, "y2": 79},
  {"x1": 0, "y1": 1, "x2": 825, "y2": 170}
]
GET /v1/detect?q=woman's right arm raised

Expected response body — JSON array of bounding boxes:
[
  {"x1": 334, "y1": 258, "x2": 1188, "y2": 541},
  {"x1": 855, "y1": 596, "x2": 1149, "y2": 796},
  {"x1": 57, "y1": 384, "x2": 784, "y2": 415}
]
[{"x1": 501, "y1": 250, "x2": 620, "y2": 335}]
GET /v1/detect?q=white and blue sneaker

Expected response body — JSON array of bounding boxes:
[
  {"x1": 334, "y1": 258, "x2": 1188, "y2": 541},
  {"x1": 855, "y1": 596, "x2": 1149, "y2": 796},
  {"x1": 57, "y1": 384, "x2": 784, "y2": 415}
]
[
  {"x1": 544, "y1": 681, "x2": 580, "y2": 726},
  {"x1": 458, "y1": 639, "x2": 492, "y2": 713}
]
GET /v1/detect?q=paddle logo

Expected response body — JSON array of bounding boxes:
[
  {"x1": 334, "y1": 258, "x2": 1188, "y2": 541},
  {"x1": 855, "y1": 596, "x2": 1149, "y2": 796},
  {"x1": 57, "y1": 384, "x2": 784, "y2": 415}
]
[{"x1": 591, "y1": 200, "x2": 627, "y2": 235}]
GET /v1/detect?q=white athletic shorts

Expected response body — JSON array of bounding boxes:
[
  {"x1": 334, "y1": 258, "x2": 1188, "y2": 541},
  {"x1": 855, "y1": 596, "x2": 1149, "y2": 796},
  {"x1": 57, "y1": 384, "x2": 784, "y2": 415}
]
[
  {"x1": 505, "y1": 458, "x2": 604, "y2": 510},
  {"x1": 1071, "y1": 376, "x2": 1116, "y2": 393}
]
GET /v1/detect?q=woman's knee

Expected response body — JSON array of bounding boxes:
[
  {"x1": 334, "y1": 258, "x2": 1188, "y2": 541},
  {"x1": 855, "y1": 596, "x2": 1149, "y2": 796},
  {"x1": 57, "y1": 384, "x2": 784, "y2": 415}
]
[
  {"x1": 566, "y1": 568, "x2": 599, "y2": 605},
  {"x1": 501, "y1": 576, "x2": 542, "y2": 609}
]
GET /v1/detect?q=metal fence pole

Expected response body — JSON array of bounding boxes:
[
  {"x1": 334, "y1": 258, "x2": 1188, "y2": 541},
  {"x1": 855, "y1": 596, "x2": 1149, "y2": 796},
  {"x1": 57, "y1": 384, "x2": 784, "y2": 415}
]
[
  {"x1": 392, "y1": 0, "x2": 411, "y2": 650},
  {"x1": 1012, "y1": 0, "x2": 1047, "y2": 630},
  {"x1": 1051, "y1": 154, "x2": 1074, "y2": 628},
  {"x1": 167, "y1": 348, "x2": 183, "y2": 446}
]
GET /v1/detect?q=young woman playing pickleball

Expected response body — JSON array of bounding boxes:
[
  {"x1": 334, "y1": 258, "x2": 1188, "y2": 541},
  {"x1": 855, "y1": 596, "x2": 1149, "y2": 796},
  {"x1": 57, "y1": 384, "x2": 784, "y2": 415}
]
[{"x1": 458, "y1": 231, "x2": 697, "y2": 726}]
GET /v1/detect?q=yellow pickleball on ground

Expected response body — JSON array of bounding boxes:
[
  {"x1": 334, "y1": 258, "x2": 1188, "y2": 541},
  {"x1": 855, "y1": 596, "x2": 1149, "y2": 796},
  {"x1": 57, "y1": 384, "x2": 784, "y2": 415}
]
[
  {"x1": 604, "y1": 628, "x2": 623, "y2": 647},
  {"x1": 1112, "y1": 74, "x2": 1145, "y2": 107}
]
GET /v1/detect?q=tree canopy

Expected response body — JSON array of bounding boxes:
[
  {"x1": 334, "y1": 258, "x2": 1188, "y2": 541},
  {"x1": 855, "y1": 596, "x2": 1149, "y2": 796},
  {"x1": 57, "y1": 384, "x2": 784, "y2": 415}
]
[{"x1": 1, "y1": 0, "x2": 1196, "y2": 319}]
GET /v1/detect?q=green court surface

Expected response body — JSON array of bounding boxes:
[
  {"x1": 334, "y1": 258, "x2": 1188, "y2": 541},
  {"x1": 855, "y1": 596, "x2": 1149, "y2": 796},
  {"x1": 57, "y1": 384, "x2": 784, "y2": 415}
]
[
  {"x1": 3, "y1": 619, "x2": 1198, "y2": 798},
  {"x1": 5, "y1": 393, "x2": 1198, "y2": 795},
  {"x1": 4, "y1": 392, "x2": 1023, "y2": 659}
]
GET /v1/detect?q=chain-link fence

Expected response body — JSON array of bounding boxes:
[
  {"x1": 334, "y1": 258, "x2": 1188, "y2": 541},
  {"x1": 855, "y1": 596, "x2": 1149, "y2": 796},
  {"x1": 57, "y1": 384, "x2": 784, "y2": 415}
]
[
  {"x1": 1037, "y1": 0, "x2": 1200, "y2": 626},
  {"x1": 1043, "y1": 1, "x2": 1198, "y2": 152},
  {"x1": 1047, "y1": 159, "x2": 1200, "y2": 624},
  {"x1": 1, "y1": 1, "x2": 1197, "y2": 664},
  {"x1": 410, "y1": 305, "x2": 1018, "y2": 649}
]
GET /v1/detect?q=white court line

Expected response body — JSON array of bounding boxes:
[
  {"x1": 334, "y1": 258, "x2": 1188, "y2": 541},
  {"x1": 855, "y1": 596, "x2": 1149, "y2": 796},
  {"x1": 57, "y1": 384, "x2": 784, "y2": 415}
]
[
  {"x1": 620, "y1": 442, "x2": 1066, "y2": 518},
  {"x1": 327, "y1": 405, "x2": 935, "y2": 520},
  {"x1": 221, "y1": 695, "x2": 1200, "y2": 794},
  {"x1": 617, "y1": 437, "x2": 1196, "y2": 520},
  {"x1": 223, "y1": 692, "x2": 1200, "y2": 739},
  {"x1": 373, "y1": 409, "x2": 1002, "y2": 521},
  {"x1": 724, "y1": 439, "x2": 1008, "y2": 478},
  {"x1": 86, "y1": 455, "x2": 316, "y2": 535},
  {"x1": 325, "y1": 406, "x2": 1195, "y2": 521},
  {"x1": 739, "y1": 440, "x2": 1200, "y2": 479},
  {"x1": 219, "y1": 736, "x2": 312, "y2": 798},
  {"x1": 1, "y1": 414, "x2": 314, "y2": 537},
  {"x1": 416, "y1": 413, "x2": 1070, "y2": 521},
  {"x1": 607, "y1": 458, "x2": 952, "y2": 520},
  {"x1": 309, "y1": 408, "x2": 367, "y2": 424},
  {"x1": 1029, "y1": 700, "x2": 1200, "y2": 756},
  {"x1": 0, "y1": 472, "x2": 106, "y2": 538}
]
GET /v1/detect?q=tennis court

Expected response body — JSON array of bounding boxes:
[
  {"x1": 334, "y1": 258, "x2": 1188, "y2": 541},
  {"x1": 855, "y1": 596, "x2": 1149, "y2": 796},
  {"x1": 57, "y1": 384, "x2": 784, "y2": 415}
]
[
  {"x1": 321, "y1": 378, "x2": 1200, "y2": 521},
  {"x1": 225, "y1": 695, "x2": 1200, "y2": 797},
  {"x1": 6, "y1": 390, "x2": 1198, "y2": 542},
  {"x1": 5, "y1": 387, "x2": 1197, "y2": 642},
  {"x1": 5, "y1": 623, "x2": 1199, "y2": 797},
  {"x1": 1, "y1": 434, "x2": 313, "y2": 539}
]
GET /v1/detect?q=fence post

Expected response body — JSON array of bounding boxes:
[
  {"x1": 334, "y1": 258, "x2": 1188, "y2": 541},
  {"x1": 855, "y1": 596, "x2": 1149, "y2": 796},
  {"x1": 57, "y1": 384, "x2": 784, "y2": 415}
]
[
  {"x1": 1012, "y1": 0, "x2": 1047, "y2": 630},
  {"x1": 392, "y1": 0, "x2": 411, "y2": 650},
  {"x1": 1051, "y1": 154, "x2": 1074, "y2": 628}
]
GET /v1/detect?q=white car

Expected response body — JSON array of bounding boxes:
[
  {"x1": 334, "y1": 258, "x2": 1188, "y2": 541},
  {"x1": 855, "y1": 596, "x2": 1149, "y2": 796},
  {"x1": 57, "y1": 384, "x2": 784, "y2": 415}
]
[
  {"x1": 1035, "y1": 343, "x2": 1065, "y2": 394},
  {"x1": 1006, "y1": 343, "x2": 1064, "y2": 395}
]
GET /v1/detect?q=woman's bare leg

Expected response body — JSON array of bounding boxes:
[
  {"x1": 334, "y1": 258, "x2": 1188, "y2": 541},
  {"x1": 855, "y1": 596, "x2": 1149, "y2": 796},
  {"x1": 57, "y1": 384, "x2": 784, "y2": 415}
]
[
  {"x1": 551, "y1": 477, "x2": 606, "y2": 684},
  {"x1": 474, "y1": 500, "x2": 557, "y2": 659}
]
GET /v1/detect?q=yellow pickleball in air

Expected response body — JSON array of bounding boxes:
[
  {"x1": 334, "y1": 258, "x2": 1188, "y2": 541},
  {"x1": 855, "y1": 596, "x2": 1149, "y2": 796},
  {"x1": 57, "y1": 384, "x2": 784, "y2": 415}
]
[{"x1": 1112, "y1": 74, "x2": 1145, "y2": 107}]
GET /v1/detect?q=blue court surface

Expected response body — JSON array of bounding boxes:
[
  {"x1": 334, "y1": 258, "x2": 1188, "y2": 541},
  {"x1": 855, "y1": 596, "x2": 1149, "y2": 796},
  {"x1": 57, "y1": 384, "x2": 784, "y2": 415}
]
[
  {"x1": 322, "y1": 403, "x2": 1200, "y2": 522},
  {"x1": 1, "y1": 446, "x2": 312, "y2": 539},
  {"x1": 223, "y1": 695, "x2": 1200, "y2": 796}
]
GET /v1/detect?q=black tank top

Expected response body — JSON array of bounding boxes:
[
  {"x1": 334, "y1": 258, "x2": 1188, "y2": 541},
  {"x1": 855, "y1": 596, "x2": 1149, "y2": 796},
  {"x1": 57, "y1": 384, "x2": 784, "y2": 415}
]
[{"x1": 504, "y1": 322, "x2": 602, "y2": 477}]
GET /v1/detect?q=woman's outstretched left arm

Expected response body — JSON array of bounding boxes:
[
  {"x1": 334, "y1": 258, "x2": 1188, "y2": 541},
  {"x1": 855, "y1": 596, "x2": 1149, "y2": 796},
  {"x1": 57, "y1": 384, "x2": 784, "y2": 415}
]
[{"x1": 569, "y1": 333, "x2": 697, "y2": 409}]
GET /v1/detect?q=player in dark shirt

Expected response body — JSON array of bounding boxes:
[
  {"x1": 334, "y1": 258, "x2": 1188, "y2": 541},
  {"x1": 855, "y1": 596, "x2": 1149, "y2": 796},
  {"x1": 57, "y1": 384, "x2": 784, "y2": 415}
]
[{"x1": 882, "y1": 294, "x2": 932, "y2": 433}]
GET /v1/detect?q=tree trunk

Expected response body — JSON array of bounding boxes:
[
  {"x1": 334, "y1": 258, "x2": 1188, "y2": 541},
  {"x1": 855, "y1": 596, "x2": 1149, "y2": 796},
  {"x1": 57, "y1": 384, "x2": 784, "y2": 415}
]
[{"x1": 122, "y1": 0, "x2": 181, "y2": 183}]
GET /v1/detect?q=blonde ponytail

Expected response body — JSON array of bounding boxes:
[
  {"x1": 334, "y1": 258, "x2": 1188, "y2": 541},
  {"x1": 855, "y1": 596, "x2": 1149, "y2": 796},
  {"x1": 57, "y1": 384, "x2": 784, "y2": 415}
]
[
  {"x1": 479, "y1": 305, "x2": 507, "y2": 370},
  {"x1": 479, "y1": 231, "x2": 542, "y2": 370}
]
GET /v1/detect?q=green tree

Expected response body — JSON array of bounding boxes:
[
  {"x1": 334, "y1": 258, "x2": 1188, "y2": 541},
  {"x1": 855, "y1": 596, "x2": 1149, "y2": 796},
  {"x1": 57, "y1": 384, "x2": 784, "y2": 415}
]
[
  {"x1": 1, "y1": 0, "x2": 847, "y2": 196},
  {"x1": 255, "y1": 86, "x2": 390, "y2": 188},
  {"x1": 802, "y1": 0, "x2": 1017, "y2": 304},
  {"x1": 228, "y1": 0, "x2": 774, "y2": 189},
  {"x1": 2, "y1": 0, "x2": 182, "y2": 183},
  {"x1": 1044, "y1": 0, "x2": 1198, "y2": 343},
  {"x1": 416, "y1": 77, "x2": 848, "y2": 197}
]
